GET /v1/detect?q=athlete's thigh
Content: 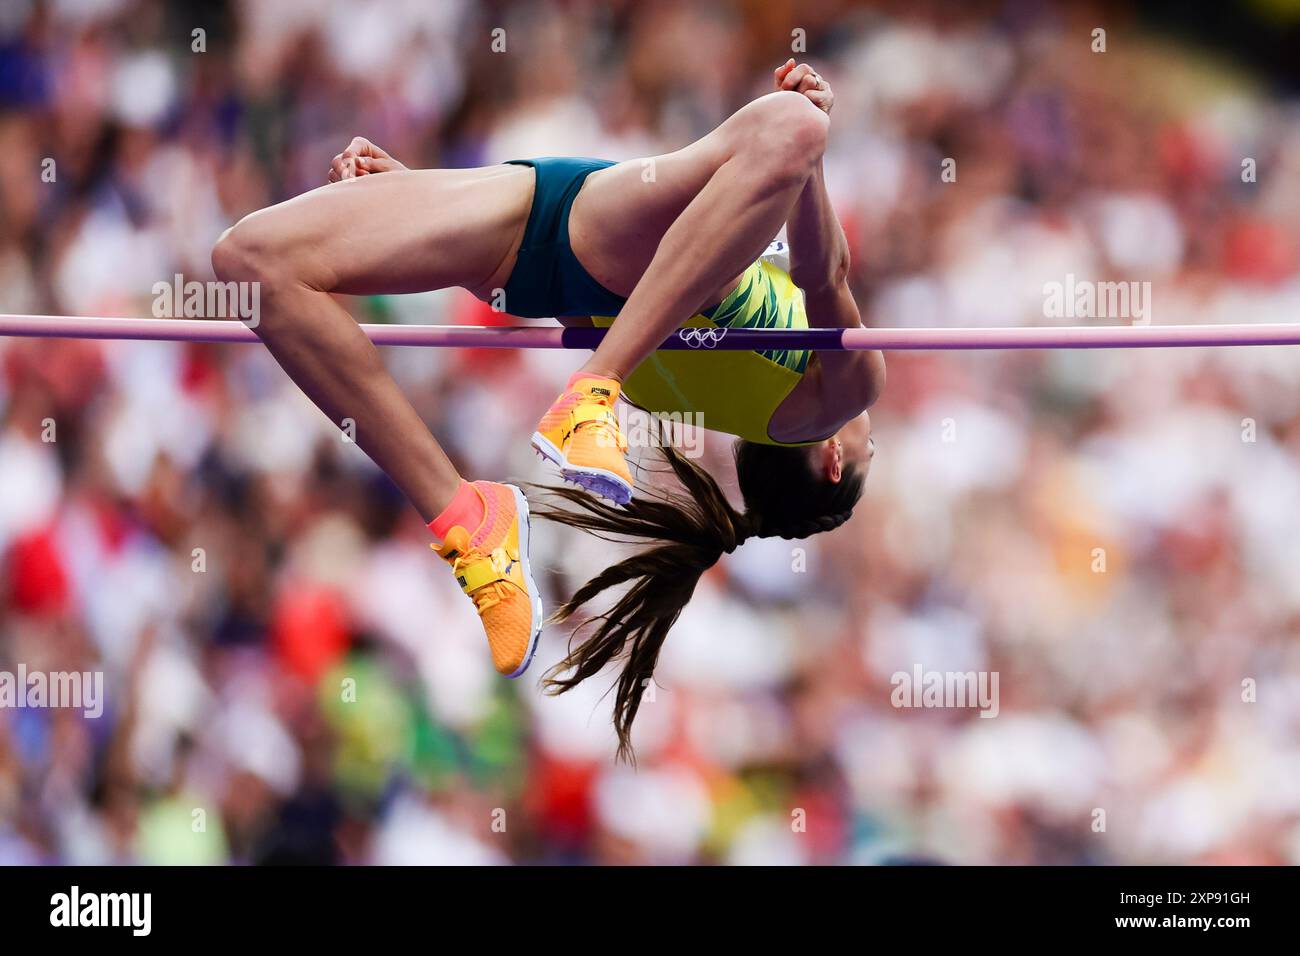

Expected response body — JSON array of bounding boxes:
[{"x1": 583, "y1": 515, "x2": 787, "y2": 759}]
[
  {"x1": 567, "y1": 137, "x2": 729, "y2": 295},
  {"x1": 567, "y1": 96, "x2": 790, "y2": 294},
  {"x1": 239, "y1": 165, "x2": 533, "y2": 297}
]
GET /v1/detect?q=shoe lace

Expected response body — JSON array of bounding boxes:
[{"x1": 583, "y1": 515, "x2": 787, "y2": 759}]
[
  {"x1": 470, "y1": 581, "x2": 507, "y2": 613},
  {"x1": 447, "y1": 545, "x2": 519, "y2": 615},
  {"x1": 577, "y1": 412, "x2": 628, "y2": 453}
]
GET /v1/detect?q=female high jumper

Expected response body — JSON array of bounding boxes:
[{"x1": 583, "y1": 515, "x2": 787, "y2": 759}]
[{"x1": 211, "y1": 61, "x2": 884, "y2": 753}]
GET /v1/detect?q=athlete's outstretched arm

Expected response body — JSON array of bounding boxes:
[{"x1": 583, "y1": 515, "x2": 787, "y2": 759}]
[
  {"x1": 787, "y1": 161, "x2": 885, "y2": 411},
  {"x1": 775, "y1": 61, "x2": 884, "y2": 410},
  {"x1": 786, "y1": 163, "x2": 852, "y2": 300},
  {"x1": 777, "y1": 63, "x2": 851, "y2": 297}
]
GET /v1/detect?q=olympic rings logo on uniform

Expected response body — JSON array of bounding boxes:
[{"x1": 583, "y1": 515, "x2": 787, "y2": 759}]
[{"x1": 677, "y1": 328, "x2": 728, "y2": 349}]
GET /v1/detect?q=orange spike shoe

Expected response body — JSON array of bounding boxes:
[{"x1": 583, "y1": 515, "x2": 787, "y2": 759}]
[
  {"x1": 433, "y1": 482, "x2": 543, "y2": 678},
  {"x1": 531, "y1": 375, "x2": 633, "y2": 505}
]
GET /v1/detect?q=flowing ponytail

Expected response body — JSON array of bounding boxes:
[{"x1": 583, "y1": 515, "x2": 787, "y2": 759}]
[{"x1": 531, "y1": 438, "x2": 863, "y2": 761}]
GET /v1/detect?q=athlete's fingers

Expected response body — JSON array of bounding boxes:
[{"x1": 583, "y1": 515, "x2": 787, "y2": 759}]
[
  {"x1": 343, "y1": 136, "x2": 393, "y2": 162},
  {"x1": 781, "y1": 62, "x2": 816, "y2": 91},
  {"x1": 774, "y1": 58, "x2": 797, "y2": 86},
  {"x1": 330, "y1": 138, "x2": 398, "y2": 184},
  {"x1": 796, "y1": 67, "x2": 830, "y2": 94},
  {"x1": 330, "y1": 153, "x2": 359, "y2": 180},
  {"x1": 356, "y1": 156, "x2": 401, "y2": 174},
  {"x1": 786, "y1": 64, "x2": 832, "y2": 112},
  {"x1": 804, "y1": 88, "x2": 834, "y2": 113},
  {"x1": 798, "y1": 73, "x2": 831, "y2": 99},
  {"x1": 795, "y1": 72, "x2": 823, "y2": 94},
  {"x1": 781, "y1": 64, "x2": 812, "y2": 90},
  {"x1": 328, "y1": 153, "x2": 349, "y2": 182},
  {"x1": 342, "y1": 136, "x2": 372, "y2": 158}
]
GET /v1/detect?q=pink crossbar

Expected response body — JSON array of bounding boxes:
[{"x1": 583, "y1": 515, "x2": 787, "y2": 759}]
[{"x1": 4, "y1": 314, "x2": 1300, "y2": 350}]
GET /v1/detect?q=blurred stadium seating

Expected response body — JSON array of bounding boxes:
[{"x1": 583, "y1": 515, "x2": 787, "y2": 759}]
[{"x1": 3, "y1": 0, "x2": 1300, "y2": 864}]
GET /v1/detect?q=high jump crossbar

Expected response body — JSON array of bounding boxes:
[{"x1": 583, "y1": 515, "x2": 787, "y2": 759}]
[{"x1": 4, "y1": 314, "x2": 1300, "y2": 350}]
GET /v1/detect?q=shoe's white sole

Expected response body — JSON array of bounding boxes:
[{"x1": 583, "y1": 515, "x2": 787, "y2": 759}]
[
  {"x1": 502, "y1": 483, "x2": 544, "y2": 680},
  {"x1": 531, "y1": 431, "x2": 632, "y2": 505}
]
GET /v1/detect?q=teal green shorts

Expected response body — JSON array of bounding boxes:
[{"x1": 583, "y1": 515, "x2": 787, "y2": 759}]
[{"x1": 502, "y1": 157, "x2": 627, "y2": 318}]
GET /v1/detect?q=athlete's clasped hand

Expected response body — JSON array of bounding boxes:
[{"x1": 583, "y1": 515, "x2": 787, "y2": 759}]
[
  {"x1": 775, "y1": 59, "x2": 833, "y2": 115},
  {"x1": 327, "y1": 136, "x2": 407, "y2": 183}
]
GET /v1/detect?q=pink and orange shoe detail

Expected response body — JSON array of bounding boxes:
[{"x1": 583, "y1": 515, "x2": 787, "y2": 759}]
[
  {"x1": 433, "y1": 481, "x2": 543, "y2": 678},
  {"x1": 531, "y1": 375, "x2": 633, "y2": 505}
]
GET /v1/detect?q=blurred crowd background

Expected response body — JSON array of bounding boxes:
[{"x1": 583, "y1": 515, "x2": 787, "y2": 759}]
[{"x1": 4, "y1": 0, "x2": 1300, "y2": 865}]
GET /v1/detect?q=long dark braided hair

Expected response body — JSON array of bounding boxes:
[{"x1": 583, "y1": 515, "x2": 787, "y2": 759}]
[{"x1": 530, "y1": 439, "x2": 864, "y2": 760}]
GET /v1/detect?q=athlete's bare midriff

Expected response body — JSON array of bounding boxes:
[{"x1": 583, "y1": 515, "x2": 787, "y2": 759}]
[{"x1": 567, "y1": 168, "x2": 743, "y2": 310}]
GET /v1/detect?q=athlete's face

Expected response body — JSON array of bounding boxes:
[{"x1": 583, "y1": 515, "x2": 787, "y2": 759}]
[{"x1": 816, "y1": 413, "x2": 874, "y2": 483}]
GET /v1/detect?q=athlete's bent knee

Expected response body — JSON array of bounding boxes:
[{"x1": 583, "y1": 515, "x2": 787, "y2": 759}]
[
  {"x1": 211, "y1": 217, "x2": 277, "y2": 285},
  {"x1": 211, "y1": 210, "x2": 319, "y2": 291},
  {"x1": 744, "y1": 91, "x2": 828, "y2": 184},
  {"x1": 211, "y1": 224, "x2": 253, "y2": 284}
]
